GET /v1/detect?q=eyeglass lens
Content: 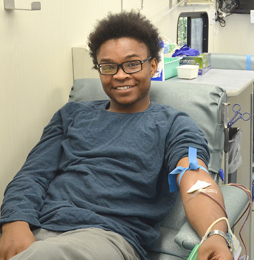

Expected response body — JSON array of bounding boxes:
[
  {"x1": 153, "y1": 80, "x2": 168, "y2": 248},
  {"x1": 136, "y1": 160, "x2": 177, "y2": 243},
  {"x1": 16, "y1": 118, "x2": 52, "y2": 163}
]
[{"x1": 100, "y1": 60, "x2": 142, "y2": 75}]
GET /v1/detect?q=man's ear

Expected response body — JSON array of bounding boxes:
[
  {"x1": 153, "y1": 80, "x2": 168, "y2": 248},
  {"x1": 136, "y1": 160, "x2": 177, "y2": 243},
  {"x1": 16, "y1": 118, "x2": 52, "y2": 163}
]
[{"x1": 150, "y1": 58, "x2": 158, "y2": 78}]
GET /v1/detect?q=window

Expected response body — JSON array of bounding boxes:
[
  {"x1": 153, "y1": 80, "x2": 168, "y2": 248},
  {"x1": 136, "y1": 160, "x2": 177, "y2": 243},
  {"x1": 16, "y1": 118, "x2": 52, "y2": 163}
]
[{"x1": 177, "y1": 12, "x2": 208, "y2": 53}]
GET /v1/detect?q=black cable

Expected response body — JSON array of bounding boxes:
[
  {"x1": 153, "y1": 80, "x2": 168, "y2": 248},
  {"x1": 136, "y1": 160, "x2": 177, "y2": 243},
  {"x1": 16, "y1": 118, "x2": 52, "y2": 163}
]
[{"x1": 215, "y1": 11, "x2": 227, "y2": 27}]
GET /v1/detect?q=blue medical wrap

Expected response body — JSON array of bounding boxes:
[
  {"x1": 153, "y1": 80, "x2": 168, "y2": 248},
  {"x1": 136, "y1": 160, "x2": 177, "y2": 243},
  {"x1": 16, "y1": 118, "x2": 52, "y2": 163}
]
[{"x1": 168, "y1": 147, "x2": 209, "y2": 192}]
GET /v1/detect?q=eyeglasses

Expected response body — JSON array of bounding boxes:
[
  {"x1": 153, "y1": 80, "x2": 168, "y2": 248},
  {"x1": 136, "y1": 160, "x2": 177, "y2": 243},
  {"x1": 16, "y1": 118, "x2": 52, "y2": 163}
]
[{"x1": 97, "y1": 57, "x2": 152, "y2": 75}]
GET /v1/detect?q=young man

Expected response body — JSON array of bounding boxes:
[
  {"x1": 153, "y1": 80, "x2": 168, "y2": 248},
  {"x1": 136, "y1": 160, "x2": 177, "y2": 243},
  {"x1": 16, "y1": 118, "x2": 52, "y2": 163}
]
[{"x1": 0, "y1": 11, "x2": 232, "y2": 260}]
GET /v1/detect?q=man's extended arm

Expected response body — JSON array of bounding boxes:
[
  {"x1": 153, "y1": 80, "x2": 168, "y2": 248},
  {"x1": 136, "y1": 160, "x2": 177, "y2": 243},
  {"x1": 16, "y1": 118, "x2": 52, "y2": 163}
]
[
  {"x1": 0, "y1": 108, "x2": 66, "y2": 260},
  {"x1": 177, "y1": 157, "x2": 233, "y2": 260}
]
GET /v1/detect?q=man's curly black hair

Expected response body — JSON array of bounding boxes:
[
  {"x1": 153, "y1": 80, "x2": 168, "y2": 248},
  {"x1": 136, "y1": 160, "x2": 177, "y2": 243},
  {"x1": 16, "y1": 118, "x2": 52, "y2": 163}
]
[{"x1": 88, "y1": 11, "x2": 161, "y2": 69}]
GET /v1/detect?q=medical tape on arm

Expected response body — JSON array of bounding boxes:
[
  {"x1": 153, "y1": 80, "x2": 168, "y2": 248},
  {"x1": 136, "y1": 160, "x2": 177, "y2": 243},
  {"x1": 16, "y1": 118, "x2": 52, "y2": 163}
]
[
  {"x1": 191, "y1": 188, "x2": 217, "y2": 198},
  {"x1": 168, "y1": 147, "x2": 209, "y2": 192},
  {"x1": 188, "y1": 184, "x2": 228, "y2": 218}
]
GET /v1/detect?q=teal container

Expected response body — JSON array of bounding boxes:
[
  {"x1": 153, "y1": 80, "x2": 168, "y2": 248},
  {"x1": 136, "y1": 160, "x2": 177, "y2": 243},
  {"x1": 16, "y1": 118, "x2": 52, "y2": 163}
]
[{"x1": 164, "y1": 57, "x2": 182, "y2": 79}]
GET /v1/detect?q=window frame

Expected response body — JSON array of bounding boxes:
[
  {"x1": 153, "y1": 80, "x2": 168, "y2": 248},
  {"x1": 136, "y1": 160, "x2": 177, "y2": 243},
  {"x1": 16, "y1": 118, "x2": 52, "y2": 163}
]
[{"x1": 177, "y1": 12, "x2": 209, "y2": 53}]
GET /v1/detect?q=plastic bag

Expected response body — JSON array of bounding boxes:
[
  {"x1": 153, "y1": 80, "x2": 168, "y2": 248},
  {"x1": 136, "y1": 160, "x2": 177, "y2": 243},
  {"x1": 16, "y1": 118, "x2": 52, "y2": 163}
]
[
  {"x1": 228, "y1": 128, "x2": 243, "y2": 174},
  {"x1": 252, "y1": 176, "x2": 254, "y2": 201}
]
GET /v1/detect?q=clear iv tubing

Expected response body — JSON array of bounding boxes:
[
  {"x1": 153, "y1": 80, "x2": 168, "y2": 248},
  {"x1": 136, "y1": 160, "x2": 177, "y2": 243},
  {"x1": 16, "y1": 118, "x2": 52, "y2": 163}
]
[
  {"x1": 200, "y1": 217, "x2": 236, "y2": 246},
  {"x1": 196, "y1": 190, "x2": 228, "y2": 219},
  {"x1": 201, "y1": 184, "x2": 251, "y2": 260},
  {"x1": 227, "y1": 183, "x2": 252, "y2": 260}
]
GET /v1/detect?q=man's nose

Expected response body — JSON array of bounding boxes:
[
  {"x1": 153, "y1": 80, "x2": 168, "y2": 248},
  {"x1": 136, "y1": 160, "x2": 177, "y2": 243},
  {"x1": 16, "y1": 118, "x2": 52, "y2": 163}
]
[{"x1": 113, "y1": 66, "x2": 130, "y2": 79}]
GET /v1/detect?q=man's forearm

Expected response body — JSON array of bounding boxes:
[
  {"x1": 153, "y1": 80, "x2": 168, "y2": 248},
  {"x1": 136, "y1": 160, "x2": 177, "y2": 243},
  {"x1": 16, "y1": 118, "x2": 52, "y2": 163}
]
[
  {"x1": 2, "y1": 221, "x2": 30, "y2": 232},
  {"x1": 177, "y1": 157, "x2": 228, "y2": 238}
]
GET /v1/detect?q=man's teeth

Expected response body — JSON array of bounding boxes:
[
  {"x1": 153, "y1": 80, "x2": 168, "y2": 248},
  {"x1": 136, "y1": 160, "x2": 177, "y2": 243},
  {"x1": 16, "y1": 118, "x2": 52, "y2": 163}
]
[{"x1": 116, "y1": 86, "x2": 131, "y2": 90}]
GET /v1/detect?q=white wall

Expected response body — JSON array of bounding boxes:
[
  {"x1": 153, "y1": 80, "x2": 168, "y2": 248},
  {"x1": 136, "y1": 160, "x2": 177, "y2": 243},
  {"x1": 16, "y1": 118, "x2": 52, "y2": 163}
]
[{"x1": 213, "y1": 13, "x2": 254, "y2": 54}]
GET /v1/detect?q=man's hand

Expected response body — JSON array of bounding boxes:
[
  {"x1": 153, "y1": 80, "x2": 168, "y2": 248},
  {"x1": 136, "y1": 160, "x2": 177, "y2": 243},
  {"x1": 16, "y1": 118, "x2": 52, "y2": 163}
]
[
  {"x1": 0, "y1": 221, "x2": 36, "y2": 260},
  {"x1": 197, "y1": 235, "x2": 233, "y2": 260}
]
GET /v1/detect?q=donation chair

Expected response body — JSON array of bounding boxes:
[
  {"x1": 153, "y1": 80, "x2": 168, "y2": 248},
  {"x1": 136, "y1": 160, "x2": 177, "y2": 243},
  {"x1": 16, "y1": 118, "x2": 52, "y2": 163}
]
[
  {"x1": 211, "y1": 53, "x2": 254, "y2": 71},
  {"x1": 69, "y1": 78, "x2": 250, "y2": 260}
]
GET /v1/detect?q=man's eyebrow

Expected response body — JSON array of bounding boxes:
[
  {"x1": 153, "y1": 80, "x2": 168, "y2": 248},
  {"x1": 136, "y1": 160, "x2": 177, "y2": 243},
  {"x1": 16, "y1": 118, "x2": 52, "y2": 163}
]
[
  {"x1": 99, "y1": 54, "x2": 140, "y2": 64},
  {"x1": 99, "y1": 58, "x2": 114, "y2": 63},
  {"x1": 125, "y1": 54, "x2": 140, "y2": 59}
]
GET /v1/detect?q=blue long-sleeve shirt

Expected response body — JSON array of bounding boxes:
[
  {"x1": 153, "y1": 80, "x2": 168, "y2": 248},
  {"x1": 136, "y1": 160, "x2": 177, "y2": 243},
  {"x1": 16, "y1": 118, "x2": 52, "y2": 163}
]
[{"x1": 0, "y1": 100, "x2": 209, "y2": 260}]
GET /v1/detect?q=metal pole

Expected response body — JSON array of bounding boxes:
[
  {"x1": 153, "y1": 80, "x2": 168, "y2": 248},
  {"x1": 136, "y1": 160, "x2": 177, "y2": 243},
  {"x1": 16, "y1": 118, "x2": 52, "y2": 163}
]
[
  {"x1": 250, "y1": 92, "x2": 253, "y2": 260},
  {"x1": 223, "y1": 102, "x2": 230, "y2": 184}
]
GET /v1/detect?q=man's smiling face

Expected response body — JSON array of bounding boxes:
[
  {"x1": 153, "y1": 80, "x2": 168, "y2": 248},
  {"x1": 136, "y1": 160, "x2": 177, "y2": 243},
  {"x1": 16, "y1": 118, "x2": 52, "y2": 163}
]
[{"x1": 96, "y1": 37, "x2": 158, "y2": 113}]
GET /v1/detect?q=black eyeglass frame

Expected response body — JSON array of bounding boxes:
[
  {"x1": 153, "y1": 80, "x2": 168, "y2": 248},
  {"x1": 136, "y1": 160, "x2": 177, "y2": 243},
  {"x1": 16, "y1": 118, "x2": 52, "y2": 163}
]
[{"x1": 97, "y1": 57, "x2": 152, "y2": 75}]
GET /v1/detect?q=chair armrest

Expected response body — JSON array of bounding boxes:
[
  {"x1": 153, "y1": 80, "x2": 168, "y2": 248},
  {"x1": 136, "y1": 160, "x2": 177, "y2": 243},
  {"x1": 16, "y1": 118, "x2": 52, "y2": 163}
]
[{"x1": 174, "y1": 185, "x2": 250, "y2": 250}]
